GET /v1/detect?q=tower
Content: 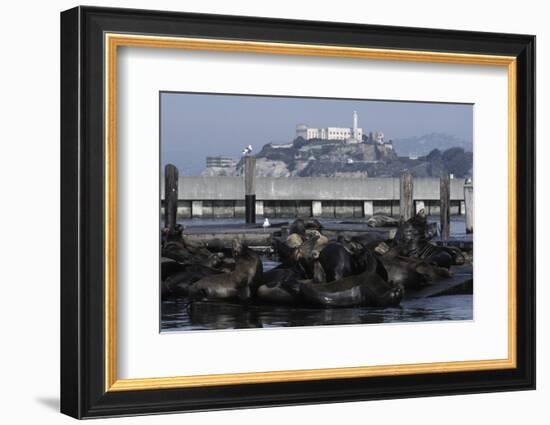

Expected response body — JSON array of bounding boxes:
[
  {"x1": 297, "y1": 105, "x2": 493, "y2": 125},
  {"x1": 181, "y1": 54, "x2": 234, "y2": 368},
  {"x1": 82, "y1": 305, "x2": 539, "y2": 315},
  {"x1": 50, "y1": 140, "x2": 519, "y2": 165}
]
[{"x1": 352, "y1": 110, "x2": 358, "y2": 140}]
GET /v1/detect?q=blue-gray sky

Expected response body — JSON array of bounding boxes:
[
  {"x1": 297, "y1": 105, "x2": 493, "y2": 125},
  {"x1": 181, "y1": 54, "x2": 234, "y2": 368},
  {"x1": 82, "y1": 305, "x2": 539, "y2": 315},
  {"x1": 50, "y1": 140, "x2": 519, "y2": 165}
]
[{"x1": 161, "y1": 92, "x2": 473, "y2": 175}]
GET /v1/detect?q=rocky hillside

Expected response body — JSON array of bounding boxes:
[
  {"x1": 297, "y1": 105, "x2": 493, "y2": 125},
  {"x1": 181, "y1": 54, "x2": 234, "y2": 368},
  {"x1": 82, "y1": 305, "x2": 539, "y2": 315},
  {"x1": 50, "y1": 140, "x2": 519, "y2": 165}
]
[{"x1": 203, "y1": 135, "x2": 473, "y2": 178}]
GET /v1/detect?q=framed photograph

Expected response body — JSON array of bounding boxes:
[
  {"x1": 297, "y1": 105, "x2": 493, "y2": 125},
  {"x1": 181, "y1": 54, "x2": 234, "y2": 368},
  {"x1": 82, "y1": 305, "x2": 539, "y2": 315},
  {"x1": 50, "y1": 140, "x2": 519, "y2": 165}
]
[{"x1": 60, "y1": 6, "x2": 535, "y2": 419}]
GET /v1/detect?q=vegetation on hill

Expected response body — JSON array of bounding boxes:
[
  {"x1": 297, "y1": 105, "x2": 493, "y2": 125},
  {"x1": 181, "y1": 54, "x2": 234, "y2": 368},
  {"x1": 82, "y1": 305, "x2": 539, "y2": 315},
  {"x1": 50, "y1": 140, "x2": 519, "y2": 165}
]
[{"x1": 209, "y1": 134, "x2": 473, "y2": 178}]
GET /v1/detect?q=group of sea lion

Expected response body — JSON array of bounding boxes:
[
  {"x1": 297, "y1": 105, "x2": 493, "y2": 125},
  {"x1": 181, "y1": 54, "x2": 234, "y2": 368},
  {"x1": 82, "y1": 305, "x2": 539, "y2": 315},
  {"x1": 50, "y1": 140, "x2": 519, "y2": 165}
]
[{"x1": 161, "y1": 209, "x2": 466, "y2": 309}]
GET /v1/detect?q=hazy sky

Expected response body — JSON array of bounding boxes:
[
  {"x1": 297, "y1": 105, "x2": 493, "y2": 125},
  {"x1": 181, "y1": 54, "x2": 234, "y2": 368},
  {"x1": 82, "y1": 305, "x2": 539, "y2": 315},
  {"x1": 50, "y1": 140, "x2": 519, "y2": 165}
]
[{"x1": 161, "y1": 92, "x2": 473, "y2": 175}]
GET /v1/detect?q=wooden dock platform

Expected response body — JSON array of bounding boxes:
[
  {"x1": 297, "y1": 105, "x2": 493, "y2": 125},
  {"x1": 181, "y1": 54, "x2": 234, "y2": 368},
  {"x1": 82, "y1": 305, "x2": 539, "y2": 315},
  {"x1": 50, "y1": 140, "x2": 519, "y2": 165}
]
[
  {"x1": 405, "y1": 264, "x2": 473, "y2": 299},
  {"x1": 182, "y1": 221, "x2": 472, "y2": 251}
]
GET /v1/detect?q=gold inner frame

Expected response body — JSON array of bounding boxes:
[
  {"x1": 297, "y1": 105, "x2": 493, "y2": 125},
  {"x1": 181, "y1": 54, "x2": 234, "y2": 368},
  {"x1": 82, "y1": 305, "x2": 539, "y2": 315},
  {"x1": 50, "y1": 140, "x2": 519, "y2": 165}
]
[{"x1": 104, "y1": 33, "x2": 517, "y2": 392}]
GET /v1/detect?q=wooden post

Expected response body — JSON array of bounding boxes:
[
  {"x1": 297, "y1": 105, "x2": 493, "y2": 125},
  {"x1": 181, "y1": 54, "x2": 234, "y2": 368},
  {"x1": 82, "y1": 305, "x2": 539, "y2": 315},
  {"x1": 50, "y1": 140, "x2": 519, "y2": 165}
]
[
  {"x1": 440, "y1": 174, "x2": 451, "y2": 242},
  {"x1": 400, "y1": 172, "x2": 414, "y2": 222},
  {"x1": 464, "y1": 183, "x2": 474, "y2": 234},
  {"x1": 164, "y1": 164, "x2": 178, "y2": 231},
  {"x1": 244, "y1": 156, "x2": 256, "y2": 224}
]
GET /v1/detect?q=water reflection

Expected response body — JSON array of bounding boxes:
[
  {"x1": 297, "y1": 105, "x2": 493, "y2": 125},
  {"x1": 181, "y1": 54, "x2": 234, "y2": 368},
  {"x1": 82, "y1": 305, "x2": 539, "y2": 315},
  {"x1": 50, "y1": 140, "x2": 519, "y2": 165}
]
[{"x1": 161, "y1": 295, "x2": 473, "y2": 332}]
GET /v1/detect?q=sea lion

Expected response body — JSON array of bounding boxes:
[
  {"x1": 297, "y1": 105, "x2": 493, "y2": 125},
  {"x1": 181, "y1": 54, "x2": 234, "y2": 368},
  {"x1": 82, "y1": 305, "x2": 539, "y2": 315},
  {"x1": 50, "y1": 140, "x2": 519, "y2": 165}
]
[
  {"x1": 162, "y1": 264, "x2": 223, "y2": 298},
  {"x1": 366, "y1": 215, "x2": 399, "y2": 228},
  {"x1": 286, "y1": 233, "x2": 304, "y2": 248},
  {"x1": 188, "y1": 240, "x2": 263, "y2": 302},
  {"x1": 294, "y1": 235, "x2": 325, "y2": 279},
  {"x1": 273, "y1": 237, "x2": 299, "y2": 268},
  {"x1": 256, "y1": 268, "x2": 303, "y2": 305},
  {"x1": 393, "y1": 209, "x2": 464, "y2": 267},
  {"x1": 301, "y1": 270, "x2": 404, "y2": 308},
  {"x1": 288, "y1": 218, "x2": 307, "y2": 236},
  {"x1": 161, "y1": 224, "x2": 222, "y2": 268},
  {"x1": 378, "y1": 249, "x2": 452, "y2": 289},
  {"x1": 306, "y1": 230, "x2": 329, "y2": 252},
  {"x1": 317, "y1": 242, "x2": 355, "y2": 282},
  {"x1": 162, "y1": 238, "x2": 222, "y2": 269},
  {"x1": 161, "y1": 258, "x2": 186, "y2": 281},
  {"x1": 161, "y1": 224, "x2": 185, "y2": 245},
  {"x1": 304, "y1": 218, "x2": 323, "y2": 231},
  {"x1": 288, "y1": 218, "x2": 323, "y2": 236}
]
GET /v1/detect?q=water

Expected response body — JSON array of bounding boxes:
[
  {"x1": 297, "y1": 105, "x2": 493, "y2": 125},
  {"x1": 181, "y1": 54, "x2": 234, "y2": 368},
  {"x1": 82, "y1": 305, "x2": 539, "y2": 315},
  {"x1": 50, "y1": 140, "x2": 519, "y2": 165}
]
[
  {"x1": 161, "y1": 295, "x2": 473, "y2": 332},
  {"x1": 162, "y1": 216, "x2": 472, "y2": 332}
]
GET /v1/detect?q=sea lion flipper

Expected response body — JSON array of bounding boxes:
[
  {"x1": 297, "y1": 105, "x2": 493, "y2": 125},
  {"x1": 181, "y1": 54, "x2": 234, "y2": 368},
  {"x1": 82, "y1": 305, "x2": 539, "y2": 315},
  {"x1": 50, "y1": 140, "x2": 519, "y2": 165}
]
[{"x1": 313, "y1": 261, "x2": 326, "y2": 283}]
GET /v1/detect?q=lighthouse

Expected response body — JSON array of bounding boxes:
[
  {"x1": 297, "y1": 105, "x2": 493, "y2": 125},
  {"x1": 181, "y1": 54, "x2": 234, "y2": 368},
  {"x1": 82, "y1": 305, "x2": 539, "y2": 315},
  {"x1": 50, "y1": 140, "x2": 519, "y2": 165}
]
[
  {"x1": 353, "y1": 110, "x2": 358, "y2": 140},
  {"x1": 346, "y1": 110, "x2": 360, "y2": 144}
]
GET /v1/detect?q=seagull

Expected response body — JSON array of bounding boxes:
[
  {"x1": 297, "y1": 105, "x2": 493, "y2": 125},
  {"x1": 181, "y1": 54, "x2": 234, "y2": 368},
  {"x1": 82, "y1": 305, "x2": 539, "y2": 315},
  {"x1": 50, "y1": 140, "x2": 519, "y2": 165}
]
[
  {"x1": 262, "y1": 217, "x2": 271, "y2": 228},
  {"x1": 242, "y1": 145, "x2": 253, "y2": 156}
]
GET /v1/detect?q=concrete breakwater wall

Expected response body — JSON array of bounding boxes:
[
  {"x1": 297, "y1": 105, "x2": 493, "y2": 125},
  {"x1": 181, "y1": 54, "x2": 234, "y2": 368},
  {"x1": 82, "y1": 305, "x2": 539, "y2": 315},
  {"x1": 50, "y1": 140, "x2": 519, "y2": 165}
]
[{"x1": 161, "y1": 176, "x2": 469, "y2": 219}]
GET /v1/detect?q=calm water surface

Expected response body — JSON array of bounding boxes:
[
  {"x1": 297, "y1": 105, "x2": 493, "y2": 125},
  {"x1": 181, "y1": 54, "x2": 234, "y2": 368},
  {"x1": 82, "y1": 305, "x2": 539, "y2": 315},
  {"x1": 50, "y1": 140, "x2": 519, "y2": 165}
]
[{"x1": 161, "y1": 295, "x2": 473, "y2": 332}]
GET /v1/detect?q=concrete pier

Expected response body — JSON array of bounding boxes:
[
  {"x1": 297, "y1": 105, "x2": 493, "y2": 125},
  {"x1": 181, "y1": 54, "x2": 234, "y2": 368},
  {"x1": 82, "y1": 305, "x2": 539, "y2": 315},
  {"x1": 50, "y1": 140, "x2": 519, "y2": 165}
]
[
  {"x1": 191, "y1": 200, "x2": 203, "y2": 218},
  {"x1": 312, "y1": 201, "x2": 323, "y2": 217},
  {"x1": 464, "y1": 184, "x2": 474, "y2": 233},
  {"x1": 161, "y1": 176, "x2": 471, "y2": 219},
  {"x1": 363, "y1": 201, "x2": 374, "y2": 216}
]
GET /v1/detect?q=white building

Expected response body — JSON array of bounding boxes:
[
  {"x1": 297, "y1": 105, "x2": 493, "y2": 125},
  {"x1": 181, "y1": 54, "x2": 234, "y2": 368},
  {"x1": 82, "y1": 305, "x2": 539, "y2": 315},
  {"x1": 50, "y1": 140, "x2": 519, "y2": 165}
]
[
  {"x1": 296, "y1": 111, "x2": 363, "y2": 144},
  {"x1": 206, "y1": 156, "x2": 237, "y2": 168}
]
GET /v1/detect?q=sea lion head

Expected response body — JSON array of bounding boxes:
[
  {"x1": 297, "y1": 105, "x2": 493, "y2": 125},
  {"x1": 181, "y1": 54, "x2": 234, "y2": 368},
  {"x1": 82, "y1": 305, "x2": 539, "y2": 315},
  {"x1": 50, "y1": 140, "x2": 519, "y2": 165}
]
[
  {"x1": 289, "y1": 218, "x2": 306, "y2": 236},
  {"x1": 161, "y1": 224, "x2": 184, "y2": 244},
  {"x1": 386, "y1": 282, "x2": 405, "y2": 306}
]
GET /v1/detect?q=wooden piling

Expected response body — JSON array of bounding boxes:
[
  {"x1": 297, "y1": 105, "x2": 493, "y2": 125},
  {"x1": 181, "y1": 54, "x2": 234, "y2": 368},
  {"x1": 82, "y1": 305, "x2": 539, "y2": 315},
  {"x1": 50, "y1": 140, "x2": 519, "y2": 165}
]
[
  {"x1": 440, "y1": 174, "x2": 451, "y2": 242},
  {"x1": 464, "y1": 183, "x2": 474, "y2": 234},
  {"x1": 400, "y1": 172, "x2": 414, "y2": 222},
  {"x1": 244, "y1": 156, "x2": 256, "y2": 224},
  {"x1": 164, "y1": 164, "x2": 178, "y2": 231}
]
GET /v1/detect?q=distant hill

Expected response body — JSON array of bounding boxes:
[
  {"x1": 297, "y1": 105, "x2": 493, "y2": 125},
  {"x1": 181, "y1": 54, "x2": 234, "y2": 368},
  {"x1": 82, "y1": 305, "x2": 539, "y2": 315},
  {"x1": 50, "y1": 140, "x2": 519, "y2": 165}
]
[
  {"x1": 392, "y1": 133, "x2": 472, "y2": 157},
  {"x1": 203, "y1": 135, "x2": 473, "y2": 179}
]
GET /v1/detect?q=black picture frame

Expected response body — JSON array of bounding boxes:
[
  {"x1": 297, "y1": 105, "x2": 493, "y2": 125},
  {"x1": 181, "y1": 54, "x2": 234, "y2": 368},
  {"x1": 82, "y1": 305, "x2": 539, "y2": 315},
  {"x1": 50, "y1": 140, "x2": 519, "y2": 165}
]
[{"x1": 60, "y1": 5, "x2": 535, "y2": 419}]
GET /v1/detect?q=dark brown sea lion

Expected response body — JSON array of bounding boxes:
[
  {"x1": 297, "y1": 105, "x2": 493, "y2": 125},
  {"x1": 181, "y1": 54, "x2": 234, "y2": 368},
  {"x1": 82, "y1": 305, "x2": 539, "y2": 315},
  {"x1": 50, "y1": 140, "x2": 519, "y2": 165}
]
[
  {"x1": 300, "y1": 270, "x2": 404, "y2": 308},
  {"x1": 304, "y1": 218, "x2": 323, "y2": 231},
  {"x1": 317, "y1": 242, "x2": 357, "y2": 282},
  {"x1": 393, "y1": 209, "x2": 464, "y2": 267},
  {"x1": 272, "y1": 237, "x2": 299, "y2": 268},
  {"x1": 161, "y1": 258, "x2": 186, "y2": 281},
  {"x1": 366, "y1": 215, "x2": 399, "y2": 228},
  {"x1": 256, "y1": 268, "x2": 302, "y2": 305},
  {"x1": 288, "y1": 218, "x2": 307, "y2": 236},
  {"x1": 162, "y1": 264, "x2": 223, "y2": 298},
  {"x1": 161, "y1": 224, "x2": 222, "y2": 268},
  {"x1": 188, "y1": 241, "x2": 263, "y2": 302},
  {"x1": 378, "y1": 248, "x2": 452, "y2": 290},
  {"x1": 288, "y1": 218, "x2": 323, "y2": 236}
]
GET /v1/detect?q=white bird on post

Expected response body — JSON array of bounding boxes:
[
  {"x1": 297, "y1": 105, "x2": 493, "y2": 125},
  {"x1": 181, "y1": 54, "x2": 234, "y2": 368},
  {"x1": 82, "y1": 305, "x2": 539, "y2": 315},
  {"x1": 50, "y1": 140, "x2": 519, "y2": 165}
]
[
  {"x1": 242, "y1": 145, "x2": 253, "y2": 156},
  {"x1": 262, "y1": 217, "x2": 271, "y2": 228}
]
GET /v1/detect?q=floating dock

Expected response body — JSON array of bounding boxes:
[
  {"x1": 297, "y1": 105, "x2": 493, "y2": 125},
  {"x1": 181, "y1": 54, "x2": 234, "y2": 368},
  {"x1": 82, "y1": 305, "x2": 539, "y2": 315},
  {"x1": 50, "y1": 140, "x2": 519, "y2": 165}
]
[
  {"x1": 182, "y1": 221, "x2": 472, "y2": 251},
  {"x1": 404, "y1": 264, "x2": 473, "y2": 300}
]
